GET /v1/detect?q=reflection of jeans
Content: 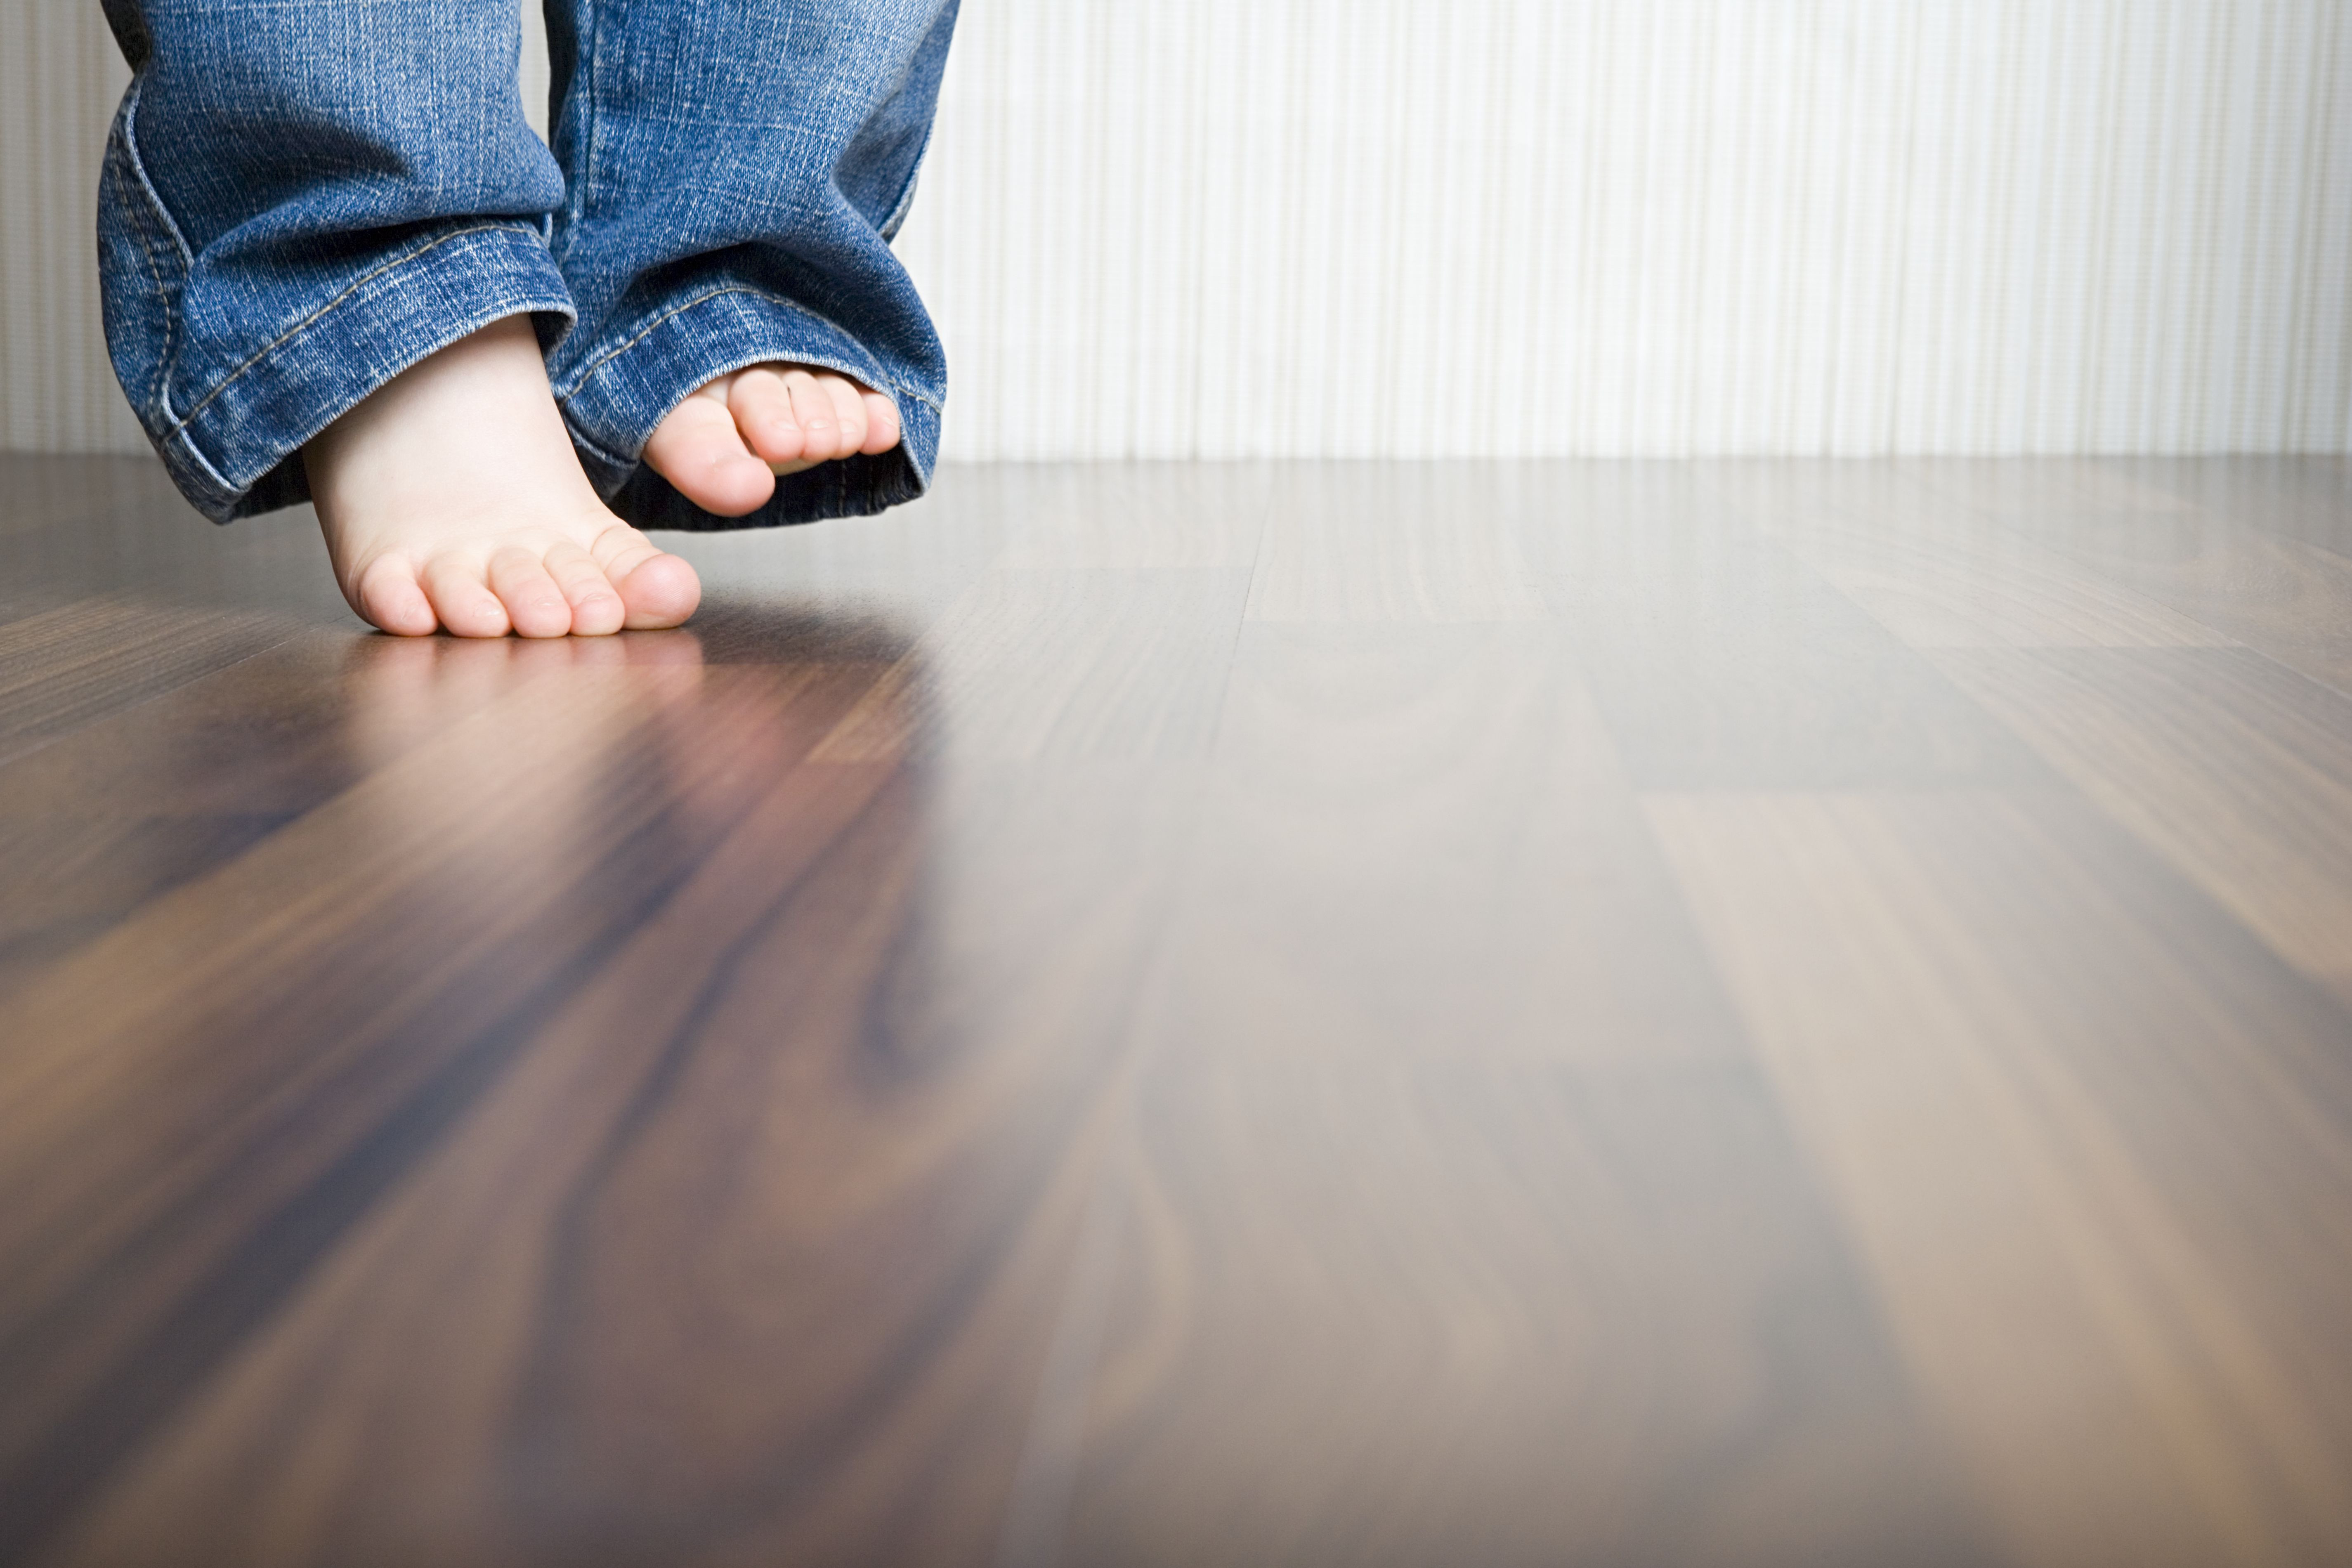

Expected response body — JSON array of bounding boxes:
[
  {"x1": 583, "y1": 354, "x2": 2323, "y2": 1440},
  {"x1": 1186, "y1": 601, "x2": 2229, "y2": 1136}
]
[{"x1": 95, "y1": 0, "x2": 957, "y2": 529}]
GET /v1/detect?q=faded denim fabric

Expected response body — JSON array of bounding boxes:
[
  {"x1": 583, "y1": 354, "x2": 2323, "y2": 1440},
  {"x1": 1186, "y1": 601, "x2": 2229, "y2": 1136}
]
[{"x1": 96, "y1": 0, "x2": 957, "y2": 530}]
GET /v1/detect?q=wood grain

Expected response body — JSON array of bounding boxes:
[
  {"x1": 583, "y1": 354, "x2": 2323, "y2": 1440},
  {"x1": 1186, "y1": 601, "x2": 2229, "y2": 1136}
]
[
  {"x1": 0, "y1": 654, "x2": 893, "y2": 1556},
  {"x1": 1136, "y1": 620, "x2": 1750, "y2": 1067},
  {"x1": 1931, "y1": 647, "x2": 2352, "y2": 1001},
  {"x1": 40, "y1": 759, "x2": 1196, "y2": 1568},
  {"x1": 1513, "y1": 470, "x2": 2051, "y2": 789},
  {"x1": 1914, "y1": 461, "x2": 2352, "y2": 701},
  {"x1": 1245, "y1": 463, "x2": 1548, "y2": 623},
  {"x1": 0, "y1": 599, "x2": 297, "y2": 762},
  {"x1": 819, "y1": 567, "x2": 1253, "y2": 765},
  {"x1": 1036, "y1": 1058, "x2": 2000, "y2": 1568},
  {"x1": 2094, "y1": 457, "x2": 2352, "y2": 557},
  {"x1": 1717, "y1": 461, "x2": 2234, "y2": 649},
  {"x1": 989, "y1": 461, "x2": 1271, "y2": 570},
  {"x1": 4, "y1": 457, "x2": 2352, "y2": 1567},
  {"x1": 1646, "y1": 790, "x2": 2352, "y2": 1568}
]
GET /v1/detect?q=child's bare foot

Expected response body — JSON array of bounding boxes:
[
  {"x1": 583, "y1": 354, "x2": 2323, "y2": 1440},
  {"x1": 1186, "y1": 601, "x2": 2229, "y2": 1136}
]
[
  {"x1": 304, "y1": 316, "x2": 701, "y2": 638},
  {"x1": 640, "y1": 364, "x2": 903, "y2": 517}
]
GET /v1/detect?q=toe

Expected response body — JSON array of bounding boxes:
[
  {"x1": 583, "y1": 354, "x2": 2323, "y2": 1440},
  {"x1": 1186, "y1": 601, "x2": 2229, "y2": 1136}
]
[
  {"x1": 820, "y1": 376, "x2": 870, "y2": 459},
  {"x1": 859, "y1": 390, "x2": 903, "y2": 454},
  {"x1": 782, "y1": 370, "x2": 841, "y2": 462},
  {"x1": 353, "y1": 554, "x2": 438, "y2": 636},
  {"x1": 544, "y1": 541, "x2": 627, "y2": 636},
  {"x1": 420, "y1": 555, "x2": 512, "y2": 638},
  {"x1": 727, "y1": 367, "x2": 809, "y2": 469},
  {"x1": 615, "y1": 553, "x2": 702, "y2": 630},
  {"x1": 642, "y1": 387, "x2": 777, "y2": 516},
  {"x1": 593, "y1": 527, "x2": 702, "y2": 629},
  {"x1": 488, "y1": 546, "x2": 575, "y2": 638}
]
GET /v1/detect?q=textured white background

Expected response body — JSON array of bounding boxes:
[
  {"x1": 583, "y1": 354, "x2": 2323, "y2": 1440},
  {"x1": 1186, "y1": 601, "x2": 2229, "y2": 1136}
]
[{"x1": 6, "y1": 0, "x2": 2350, "y2": 459}]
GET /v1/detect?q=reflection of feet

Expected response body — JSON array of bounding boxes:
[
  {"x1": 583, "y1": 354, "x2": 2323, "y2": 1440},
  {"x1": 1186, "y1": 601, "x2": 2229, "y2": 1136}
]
[
  {"x1": 641, "y1": 364, "x2": 903, "y2": 517},
  {"x1": 304, "y1": 316, "x2": 702, "y2": 638},
  {"x1": 343, "y1": 625, "x2": 707, "y2": 770}
]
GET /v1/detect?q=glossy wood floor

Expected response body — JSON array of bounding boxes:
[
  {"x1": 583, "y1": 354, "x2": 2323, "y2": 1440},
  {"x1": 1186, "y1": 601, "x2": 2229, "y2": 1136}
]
[{"x1": 4, "y1": 455, "x2": 2352, "y2": 1568}]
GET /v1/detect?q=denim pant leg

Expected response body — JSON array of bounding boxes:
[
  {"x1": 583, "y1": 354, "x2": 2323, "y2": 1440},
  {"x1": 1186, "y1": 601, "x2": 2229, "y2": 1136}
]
[
  {"x1": 541, "y1": 0, "x2": 959, "y2": 531},
  {"x1": 95, "y1": 0, "x2": 574, "y2": 522}
]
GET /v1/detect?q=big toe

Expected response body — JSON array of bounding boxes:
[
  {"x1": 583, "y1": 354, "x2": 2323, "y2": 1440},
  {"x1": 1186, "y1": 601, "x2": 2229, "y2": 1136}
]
[
  {"x1": 611, "y1": 549, "x2": 702, "y2": 630},
  {"x1": 642, "y1": 393, "x2": 776, "y2": 517}
]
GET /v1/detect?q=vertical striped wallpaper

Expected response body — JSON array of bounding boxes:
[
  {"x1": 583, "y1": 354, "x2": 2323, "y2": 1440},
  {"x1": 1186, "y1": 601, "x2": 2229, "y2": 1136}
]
[
  {"x1": 8, "y1": 0, "x2": 2351, "y2": 460},
  {"x1": 896, "y1": 0, "x2": 2352, "y2": 459},
  {"x1": 0, "y1": 0, "x2": 144, "y2": 453}
]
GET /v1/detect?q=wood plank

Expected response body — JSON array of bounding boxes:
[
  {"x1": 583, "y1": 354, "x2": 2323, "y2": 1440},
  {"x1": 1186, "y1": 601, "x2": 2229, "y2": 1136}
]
[
  {"x1": 1932, "y1": 647, "x2": 2352, "y2": 1000},
  {"x1": 1646, "y1": 790, "x2": 2352, "y2": 1568},
  {"x1": 1142, "y1": 620, "x2": 1751, "y2": 1066},
  {"x1": 0, "y1": 498, "x2": 349, "y2": 633},
  {"x1": 663, "y1": 460, "x2": 1021, "y2": 629},
  {"x1": 0, "y1": 599, "x2": 298, "y2": 765},
  {"x1": 818, "y1": 567, "x2": 1253, "y2": 765},
  {"x1": 1714, "y1": 462, "x2": 2233, "y2": 649},
  {"x1": 1511, "y1": 468, "x2": 2050, "y2": 788},
  {"x1": 0, "y1": 812, "x2": 286, "y2": 995},
  {"x1": 2, "y1": 456, "x2": 2349, "y2": 1566},
  {"x1": 1908, "y1": 456, "x2": 2204, "y2": 521},
  {"x1": 0, "y1": 628, "x2": 705, "y2": 1000},
  {"x1": 1905, "y1": 463, "x2": 2352, "y2": 701},
  {"x1": 2051, "y1": 522, "x2": 2352, "y2": 701},
  {"x1": 38, "y1": 761, "x2": 1201, "y2": 1568},
  {"x1": 2093, "y1": 457, "x2": 2352, "y2": 557},
  {"x1": 1022, "y1": 1058, "x2": 2003, "y2": 1568},
  {"x1": 0, "y1": 653, "x2": 901, "y2": 1563},
  {"x1": 990, "y1": 461, "x2": 1271, "y2": 569},
  {"x1": 1244, "y1": 463, "x2": 1548, "y2": 623}
]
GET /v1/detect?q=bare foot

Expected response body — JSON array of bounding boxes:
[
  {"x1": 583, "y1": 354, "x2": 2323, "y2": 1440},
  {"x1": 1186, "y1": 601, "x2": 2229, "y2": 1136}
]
[
  {"x1": 640, "y1": 364, "x2": 903, "y2": 517},
  {"x1": 304, "y1": 316, "x2": 702, "y2": 638}
]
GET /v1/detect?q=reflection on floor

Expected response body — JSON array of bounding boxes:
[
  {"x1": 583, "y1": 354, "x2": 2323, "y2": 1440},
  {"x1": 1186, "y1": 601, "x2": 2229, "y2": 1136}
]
[{"x1": 3, "y1": 455, "x2": 2351, "y2": 1567}]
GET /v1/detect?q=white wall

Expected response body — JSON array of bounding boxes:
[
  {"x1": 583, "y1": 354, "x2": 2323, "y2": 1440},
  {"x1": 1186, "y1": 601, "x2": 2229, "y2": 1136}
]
[{"x1": 9, "y1": 0, "x2": 2351, "y2": 460}]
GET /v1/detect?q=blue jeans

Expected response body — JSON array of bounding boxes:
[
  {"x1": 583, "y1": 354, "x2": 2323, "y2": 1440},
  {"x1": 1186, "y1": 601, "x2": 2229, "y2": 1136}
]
[{"x1": 95, "y1": 0, "x2": 957, "y2": 529}]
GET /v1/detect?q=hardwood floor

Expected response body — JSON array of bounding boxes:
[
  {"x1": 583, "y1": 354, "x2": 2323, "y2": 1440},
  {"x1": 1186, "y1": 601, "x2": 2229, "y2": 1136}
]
[{"x1": 2, "y1": 456, "x2": 2350, "y2": 1567}]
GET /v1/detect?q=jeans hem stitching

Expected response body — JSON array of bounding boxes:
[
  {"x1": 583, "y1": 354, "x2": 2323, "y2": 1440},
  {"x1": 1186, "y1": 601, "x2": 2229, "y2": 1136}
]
[
  {"x1": 114, "y1": 80, "x2": 188, "y2": 418},
  {"x1": 120, "y1": 78, "x2": 196, "y2": 273},
  {"x1": 563, "y1": 340, "x2": 927, "y2": 472},
  {"x1": 110, "y1": 126, "x2": 176, "y2": 414},
  {"x1": 165, "y1": 418, "x2": 239, "y2": 497},
  {"x1": 158, "y1": 222, "x2": 550, "y2": 442},
  {"x1": 193, "y1": 288, "x2": 575, "y2": 512},
  {"x1": 554, "y1": 283, "x2": 943, "y2": 417}
]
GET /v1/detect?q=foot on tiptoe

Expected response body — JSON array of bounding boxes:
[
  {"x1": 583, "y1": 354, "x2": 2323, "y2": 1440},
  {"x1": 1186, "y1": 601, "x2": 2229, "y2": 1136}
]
[
  {"x1": 640, "y1": 364, "x2": 903, "y2": 517},
  {"x1": 304, "y1": 316, "x2": 702, "y2": 638}
]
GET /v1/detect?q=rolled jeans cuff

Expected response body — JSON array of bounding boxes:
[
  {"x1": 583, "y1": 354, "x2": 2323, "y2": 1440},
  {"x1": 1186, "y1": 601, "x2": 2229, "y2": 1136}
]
[
  {"x1": 153, "y1": 224, "x2": 575, "y2": 522},
  {"x1": 552, "y1": 285, "x2": 942, "y2": 533}
]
